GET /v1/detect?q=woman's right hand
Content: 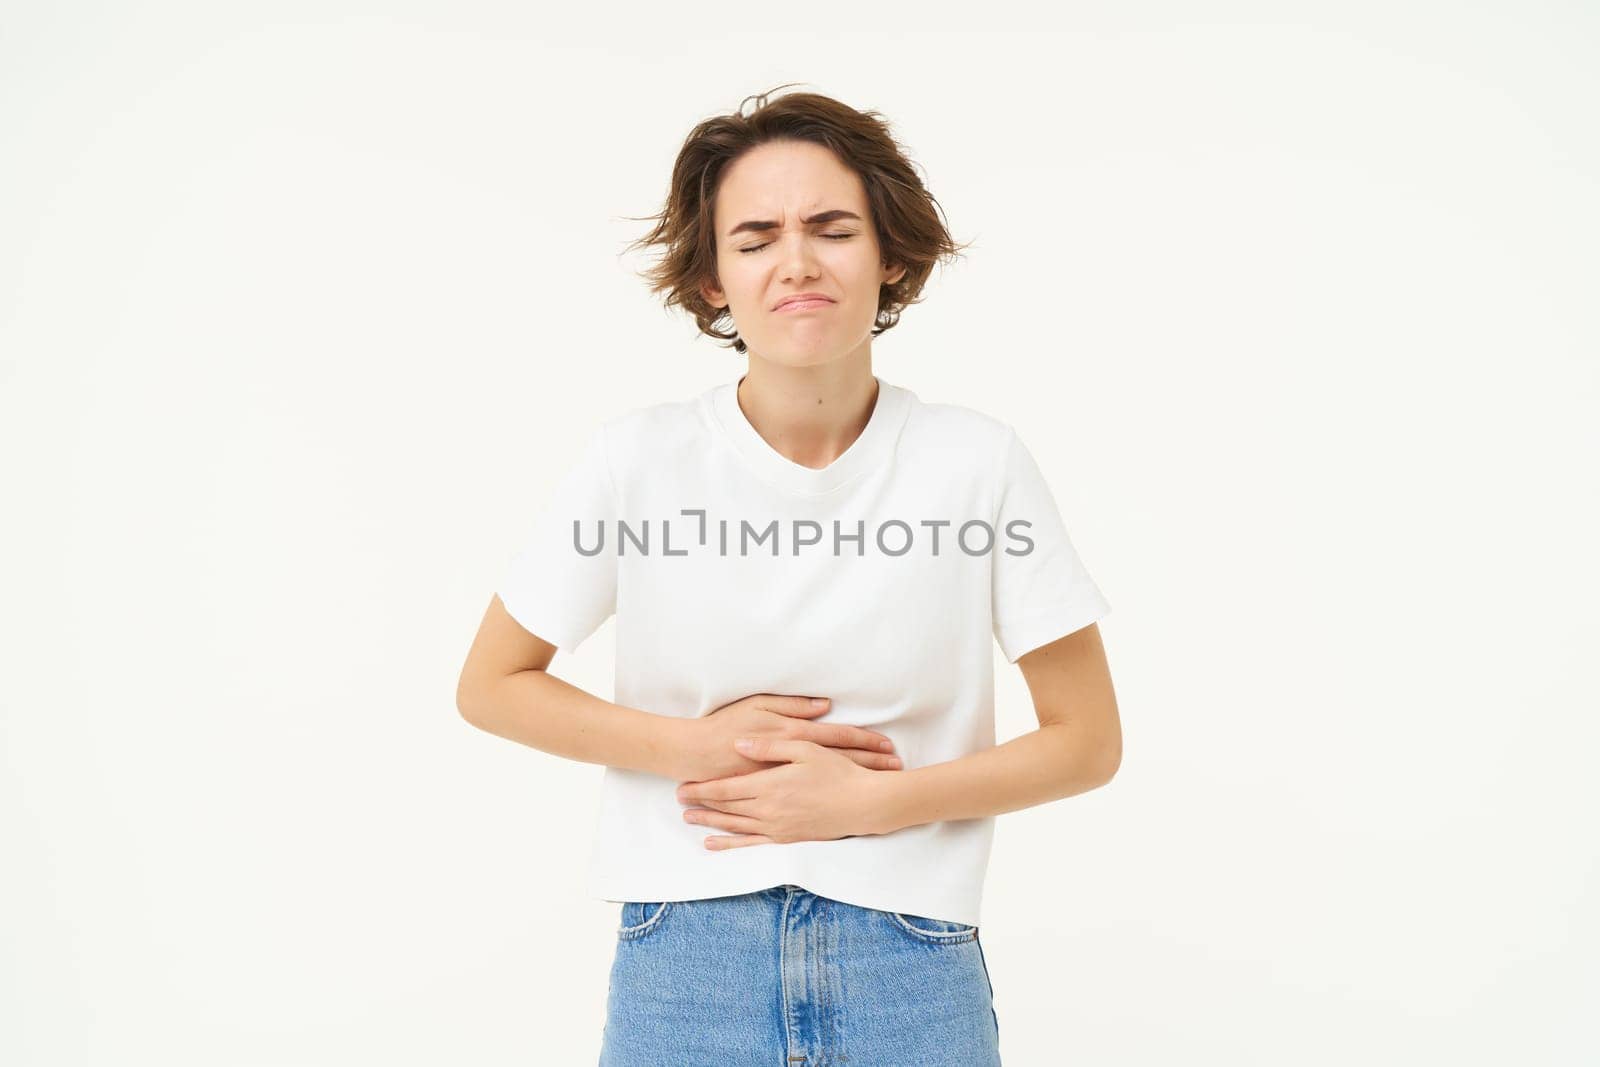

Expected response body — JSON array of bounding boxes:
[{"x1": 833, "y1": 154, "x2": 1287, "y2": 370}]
[{"x1": 681, "y1": 694, "x2": 900, "y2": 783}]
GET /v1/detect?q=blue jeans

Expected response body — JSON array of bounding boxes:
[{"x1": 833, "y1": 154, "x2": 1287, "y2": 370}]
[{"x1": 599, "y1": 885, "x2": 1002, "y2": 1066}]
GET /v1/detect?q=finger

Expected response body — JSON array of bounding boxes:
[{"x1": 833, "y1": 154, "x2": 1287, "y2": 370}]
[
  {"x1": 690, "y1": 797, "x2": 757, "y2": 816},
  {"x1": 705, "y1": 833, "x2": 774, "y2": 850},
  {"x1": 683, "y1": 808, "x2": 763, "y2": 835},
  {"x1": 809, "y1": 723, "x2": 896, "y2": 753},
  {"x1": 837, "y1": 749, "x2": 903, "y2": 771},
  {"x1": 733, "y1": 736, "x2": 812, "y2": 763},
  {"x1": 861, "y1": 730, "x2": 897, "y2": 752},
  {"x1": 676, "y1": 780, "x2": 757, "y2": 804},
  {"x1": 756, "y1": 695, "x2": 832, "y2": 719}
]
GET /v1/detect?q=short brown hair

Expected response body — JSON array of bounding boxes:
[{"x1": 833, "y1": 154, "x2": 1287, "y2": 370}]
[{"x1": 622, "y1": 84, "x2": 971, "y2": 354}]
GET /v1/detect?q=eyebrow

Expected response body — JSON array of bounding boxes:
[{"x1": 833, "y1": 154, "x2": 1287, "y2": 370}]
[{"x1": 726, "y1": 209, "x2": 863, "y2": 237}]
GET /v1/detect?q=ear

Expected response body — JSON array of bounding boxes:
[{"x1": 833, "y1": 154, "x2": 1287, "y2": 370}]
[
  {"x1": 701, "y1": 279, "x2": 727, "y2": 309},
  {"x1": 883, "y1": 262, "x2": 907, "y2": 287}
]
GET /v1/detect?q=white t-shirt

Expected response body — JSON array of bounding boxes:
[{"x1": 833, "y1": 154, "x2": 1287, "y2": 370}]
[{"x1": 498, "y1": 374, "x2": 1110, "y2": 927}]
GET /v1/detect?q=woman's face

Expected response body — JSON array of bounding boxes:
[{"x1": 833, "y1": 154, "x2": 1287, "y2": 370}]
[{"x1": 702, "y1": 139, "x2": 905, "y2": 369}]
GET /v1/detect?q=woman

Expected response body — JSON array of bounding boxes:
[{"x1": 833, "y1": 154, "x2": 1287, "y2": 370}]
[{"x1": 457, "y1": 85, "x2": 1121, "y2": 1066}]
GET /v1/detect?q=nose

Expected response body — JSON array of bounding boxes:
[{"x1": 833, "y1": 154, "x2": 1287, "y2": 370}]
[{"x1": 775, "y1": 234, "x2": 822, "y2": 284}]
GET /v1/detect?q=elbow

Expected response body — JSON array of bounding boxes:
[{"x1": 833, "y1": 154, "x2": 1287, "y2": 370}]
[
  {"x1": 1069, "y1": 723, "x2": 1120, "y2": 788},
  {"x1": 1095, "y1": 733, "x2": 1122, "y2": 786},
  {"x1": 456, "y1": 676, "x2": 493, "y2": 729},
  {"x1": 457, "y1": 669, "x2": 536, "y2": 729},
  {"x1": 1049, "y1": 722, "x2": 1120, "y2": 790},
  {"x1": 1098, "y1": 748, "x2": 1121, "y2": 786}
]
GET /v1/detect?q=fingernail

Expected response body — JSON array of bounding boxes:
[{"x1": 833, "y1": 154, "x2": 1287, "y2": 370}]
[
  {"x1": 879, "y1": 740, "x2": 893, "y2": 751},
  {"x1": 811, "y1": 698, "x2": 829, "y2": 709}
]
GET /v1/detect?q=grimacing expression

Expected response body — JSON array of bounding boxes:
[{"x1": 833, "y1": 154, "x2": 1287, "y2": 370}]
[{"x1": 702, "y1": 140, "x2": 906, "y2": 365}]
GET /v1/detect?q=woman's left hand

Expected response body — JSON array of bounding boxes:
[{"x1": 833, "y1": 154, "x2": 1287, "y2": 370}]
[{"x1": 674, "y1": 737, "x2": 897, "y2": 849}]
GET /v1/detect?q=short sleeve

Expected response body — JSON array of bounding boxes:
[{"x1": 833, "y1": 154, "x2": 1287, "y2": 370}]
[
  {"x1": 497, "y1": 425, "x2": 619, "y2": 653},
  {"x1": 991, "y1": 426, "x2": 1111, "y2": 664}
]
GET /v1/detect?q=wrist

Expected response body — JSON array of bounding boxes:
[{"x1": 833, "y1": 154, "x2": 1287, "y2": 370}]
[
  {"x1": 656, "y1": 714, "x2": 704, "y2": 781},
  {"x1": 865, "y1": 767, "x2": 914, "y2": 836}
]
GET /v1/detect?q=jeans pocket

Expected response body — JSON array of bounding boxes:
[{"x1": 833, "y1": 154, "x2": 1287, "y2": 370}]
[
  {"x1": 617, "y1": 901, "x2": 672, "y2": 941},
  {"x1": 887, "y1": 910, "x2": 978, "y2": 944}
]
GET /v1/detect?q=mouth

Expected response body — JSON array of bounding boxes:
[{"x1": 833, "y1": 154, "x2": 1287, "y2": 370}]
[{"x1": 774, "y1": 296, "x2": 836, "y2": 313}]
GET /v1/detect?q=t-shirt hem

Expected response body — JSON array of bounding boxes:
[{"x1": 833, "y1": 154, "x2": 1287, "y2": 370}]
[
  {"x1": 588, "y1": 870, "x2": 986, "y2": 928},
  {"x1": 497, "y1": 586, "x2": 588, "y2": 652},
  {"x1": 998, "y1": 597, "x2": 1112, "y2": 664}
]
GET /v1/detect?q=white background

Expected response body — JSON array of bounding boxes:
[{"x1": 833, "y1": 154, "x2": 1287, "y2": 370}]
[{"x1": 4, "y1": 4, "x2": 1596, "y2": 1064}]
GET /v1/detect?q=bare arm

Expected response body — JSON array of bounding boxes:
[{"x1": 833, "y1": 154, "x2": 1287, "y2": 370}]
[
  {"x1": 868, "y1": 622, "x2": 1120, "y2": 835},
  {"x1": 456, "y1": 595, "x2": 690, "y2": 779},
  {"x1": 456, "y1": 596, "x2": 900, "y2": 784}
]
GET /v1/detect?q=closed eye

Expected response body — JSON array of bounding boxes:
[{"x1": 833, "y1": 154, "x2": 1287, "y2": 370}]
[{"x1": 737, "y1": 234, "x2": 856, "y2": 254}]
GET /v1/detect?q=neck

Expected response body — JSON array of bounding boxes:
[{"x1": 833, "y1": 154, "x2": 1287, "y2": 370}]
[{"x1": 735, "y1": 357, "x2": 880, "y2": 471}]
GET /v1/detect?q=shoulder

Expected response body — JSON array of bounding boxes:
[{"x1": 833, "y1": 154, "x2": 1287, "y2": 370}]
[
  {"x1": 590, "y1": 390, "x2": 711, "y2": 472},
  {"x1": 900, "y1": 392, "x2": 1016, "y2": 472},
  {"x1": 909, "y1": 395, "x2": 1012, "y2": 437}
]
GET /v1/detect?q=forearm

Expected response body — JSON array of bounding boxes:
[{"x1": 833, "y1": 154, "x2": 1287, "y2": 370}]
[
  {"x1": 872, "y1": 723, "x2": 1115, "y2": 835},
  {"x1": 460, "y1": 669, "x2": 687, "y2": 778}
]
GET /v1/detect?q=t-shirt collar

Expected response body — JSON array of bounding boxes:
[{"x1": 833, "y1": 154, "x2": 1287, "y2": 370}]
[{"x1": 710, "y1": 372, "x2": 911, "y2": 495}]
